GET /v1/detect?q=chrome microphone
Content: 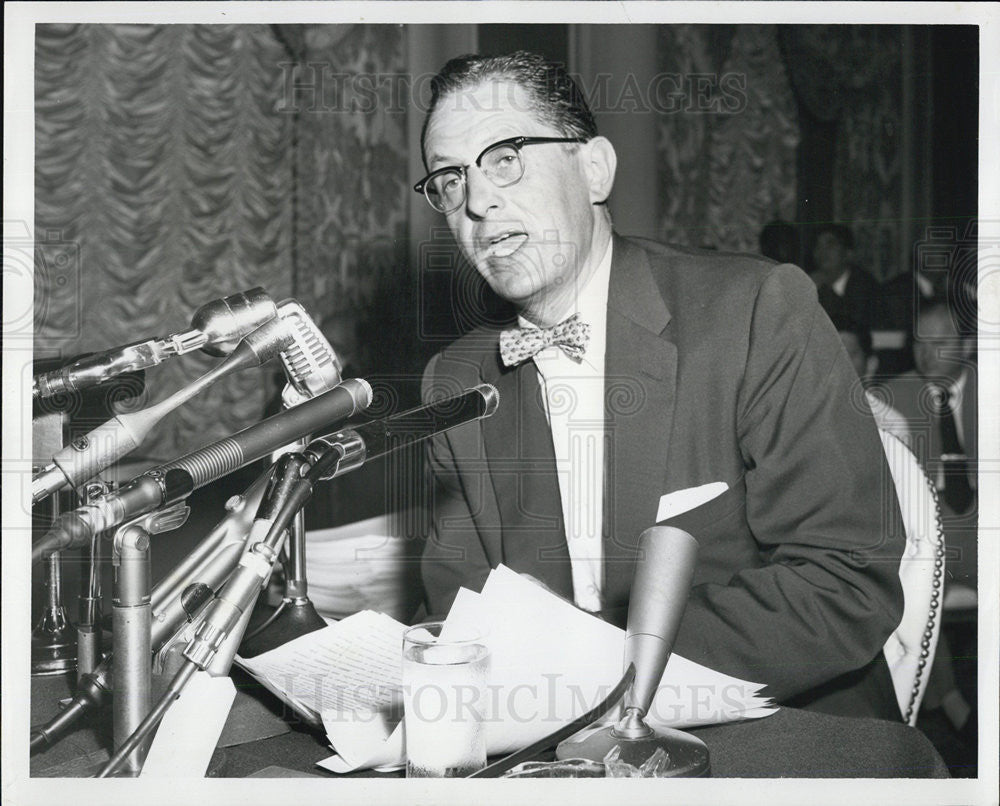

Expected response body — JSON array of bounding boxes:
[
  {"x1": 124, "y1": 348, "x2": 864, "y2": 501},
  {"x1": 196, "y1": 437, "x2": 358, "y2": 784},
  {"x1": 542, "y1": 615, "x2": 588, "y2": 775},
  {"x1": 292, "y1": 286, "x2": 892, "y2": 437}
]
[
  {"x1": 31, "y1": 316, "x2": 295, "y2": 504},
  {"x1": 32, "y1": 287, "x2": 277, "y2": 400},
  {"x1": 275, "y1": 300, "x2": 343, "y2": 406},
  {"x1": 304, "y1": 383, "x2": 500, "y2": 480},
  {"x1": 32, "y1": 378, "x2": 373, "y2": 562}
]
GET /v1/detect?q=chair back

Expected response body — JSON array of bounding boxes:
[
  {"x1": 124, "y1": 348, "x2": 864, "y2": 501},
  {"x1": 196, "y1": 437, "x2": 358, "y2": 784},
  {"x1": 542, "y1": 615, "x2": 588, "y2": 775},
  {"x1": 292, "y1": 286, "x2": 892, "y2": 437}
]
[{"x1": 878, "y1": 429, "x2": 945, "y2": 725}]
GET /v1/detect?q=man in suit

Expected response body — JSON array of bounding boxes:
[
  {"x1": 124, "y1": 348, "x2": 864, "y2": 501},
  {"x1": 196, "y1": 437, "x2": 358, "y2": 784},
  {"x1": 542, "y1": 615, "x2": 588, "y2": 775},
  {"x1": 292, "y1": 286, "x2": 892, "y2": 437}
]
[
  {"x1": 882, "y1": 301, "x2": 978, "y2": 751},
  {"x1": 883, "y1": 301, "x2": 977, "y2": 590},
  {"x1": 416, "y1": 52, "x2": 905, "y2": 720},
  {"x1": 823, "y1": 301, "x2": 911, "y2": 444},
  {"x1": 809, "y1": 223, "x2": 882, "y2": 335}
]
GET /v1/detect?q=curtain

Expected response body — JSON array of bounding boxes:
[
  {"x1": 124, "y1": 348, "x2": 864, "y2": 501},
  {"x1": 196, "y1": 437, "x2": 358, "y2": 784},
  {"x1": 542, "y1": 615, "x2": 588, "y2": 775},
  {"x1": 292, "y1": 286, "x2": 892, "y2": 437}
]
[
  {"x1": 291, "y1": 24, "x2": 412, "y2": 388},
  {"x1": 656, "y1": 25, "x2": 799, "y2": 252},
  {"x1": 34, "y1": 24, "x2": 296, "y2": 461},
  {"x1": 780, "y1": 25, "x2": 906, "y2": 280}
]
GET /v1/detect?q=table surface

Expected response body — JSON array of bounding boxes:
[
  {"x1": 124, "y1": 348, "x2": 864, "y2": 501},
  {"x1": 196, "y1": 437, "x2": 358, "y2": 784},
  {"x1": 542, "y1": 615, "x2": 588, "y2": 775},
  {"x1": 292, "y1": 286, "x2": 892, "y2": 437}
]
[{"x1": 29, "y1": 669, "x2": 950, "y2": 779}]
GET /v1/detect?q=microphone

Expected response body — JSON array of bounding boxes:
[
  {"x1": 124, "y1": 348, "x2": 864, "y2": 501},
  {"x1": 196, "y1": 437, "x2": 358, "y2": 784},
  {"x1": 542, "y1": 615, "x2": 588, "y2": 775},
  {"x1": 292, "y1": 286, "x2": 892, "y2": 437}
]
[
  {"x1": 623, "y1": 526, "x2": 698, "y2": 716},
  {"x1": 31, "y1": 471, "x2": 272, "y2": 752},
  {"x1": 33, "y1": 287, "x2": 277, "y2": 400},
  {"x1": 554, "y1": 526, "x2": 710, "y2": 777},
  {"x1": 275, "y1": 300, "x2": 343, "y2": 406},
  {"x1": 32, "y1": 378, "x2": 373, "y2": 563},
  {"x1": 31, "y1": 316, "x2": 295, "y2": 504},
  {"x1": 304, "y1": 383, "x2": 500, "y2": 480}
]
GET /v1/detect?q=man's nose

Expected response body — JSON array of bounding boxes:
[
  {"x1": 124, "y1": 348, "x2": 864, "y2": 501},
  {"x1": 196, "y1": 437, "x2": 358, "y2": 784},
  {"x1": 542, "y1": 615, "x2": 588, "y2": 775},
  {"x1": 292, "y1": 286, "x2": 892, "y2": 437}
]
[{"x1": 463, "y1": 167, "x2": 502, "y2": 219}]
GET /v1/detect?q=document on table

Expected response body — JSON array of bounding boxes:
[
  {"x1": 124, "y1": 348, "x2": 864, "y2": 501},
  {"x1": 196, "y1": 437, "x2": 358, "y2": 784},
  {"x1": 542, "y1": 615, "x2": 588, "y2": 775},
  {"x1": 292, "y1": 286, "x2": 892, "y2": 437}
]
[
  {"x1": 236, "y1": 610, "x2": 406, "y2": 728},
  {"x1": 251, "y1": 565, "x2": 772, "y2": 774}
]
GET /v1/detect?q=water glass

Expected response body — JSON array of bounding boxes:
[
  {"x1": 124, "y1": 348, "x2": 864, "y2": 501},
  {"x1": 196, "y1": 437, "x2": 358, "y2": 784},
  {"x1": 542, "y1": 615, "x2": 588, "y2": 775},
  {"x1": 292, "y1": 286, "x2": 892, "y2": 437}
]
[{"x1": 401, "y1": 621, "x2": 490, "y2": 777}]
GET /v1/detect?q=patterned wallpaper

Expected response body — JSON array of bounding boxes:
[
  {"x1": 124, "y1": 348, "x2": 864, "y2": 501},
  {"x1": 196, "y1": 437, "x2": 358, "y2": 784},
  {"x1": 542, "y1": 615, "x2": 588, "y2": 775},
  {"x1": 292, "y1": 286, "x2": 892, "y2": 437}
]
[{"x1": 656, "y1": 25, "x2": 799, "y2": 252}]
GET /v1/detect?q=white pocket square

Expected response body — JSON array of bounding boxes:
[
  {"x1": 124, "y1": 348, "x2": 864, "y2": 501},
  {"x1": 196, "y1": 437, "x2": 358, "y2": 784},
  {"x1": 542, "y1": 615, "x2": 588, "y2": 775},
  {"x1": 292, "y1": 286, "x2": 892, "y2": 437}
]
[{"x1": 656, "y1": 482, "x2": 729, "y2": 522}]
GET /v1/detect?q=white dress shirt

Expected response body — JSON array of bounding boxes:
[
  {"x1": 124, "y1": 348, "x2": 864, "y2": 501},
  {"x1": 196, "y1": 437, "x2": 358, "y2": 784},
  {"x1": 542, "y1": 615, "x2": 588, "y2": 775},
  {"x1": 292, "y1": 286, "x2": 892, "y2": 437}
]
[
  {"x1": 831, "y1": 269, "x2": 851, "y2": 297},
  {"x1": 521, "y1": 239, "x2": 613, "y2": 612},
  {"x1": 949, "y1": 369, "x2": 968, "y2": 450}
]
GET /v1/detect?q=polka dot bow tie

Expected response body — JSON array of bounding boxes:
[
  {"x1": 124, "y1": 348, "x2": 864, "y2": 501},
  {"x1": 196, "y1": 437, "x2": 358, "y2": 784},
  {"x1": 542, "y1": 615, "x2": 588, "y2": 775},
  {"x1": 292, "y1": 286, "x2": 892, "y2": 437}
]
[{"x1": 499, "y1": 313, "x2": 591, "y2": 367}]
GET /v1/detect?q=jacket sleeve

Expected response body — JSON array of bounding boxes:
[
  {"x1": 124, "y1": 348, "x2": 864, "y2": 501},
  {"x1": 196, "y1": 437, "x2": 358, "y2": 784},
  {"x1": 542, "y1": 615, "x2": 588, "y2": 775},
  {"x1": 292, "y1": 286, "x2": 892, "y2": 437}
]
[
  {"x1": 671, "y1": 264, "x2": 906, "y2": 701},
  {"x1": 419, "y1": 353, "x2": 493, "y2": 617}
]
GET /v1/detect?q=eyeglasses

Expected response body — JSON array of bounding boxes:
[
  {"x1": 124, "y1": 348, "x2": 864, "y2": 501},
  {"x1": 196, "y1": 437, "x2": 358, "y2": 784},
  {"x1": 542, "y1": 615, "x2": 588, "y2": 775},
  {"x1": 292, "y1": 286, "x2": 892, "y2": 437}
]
[{"x1": 414, "y1": 135, "x2": 587, "y2": 214}]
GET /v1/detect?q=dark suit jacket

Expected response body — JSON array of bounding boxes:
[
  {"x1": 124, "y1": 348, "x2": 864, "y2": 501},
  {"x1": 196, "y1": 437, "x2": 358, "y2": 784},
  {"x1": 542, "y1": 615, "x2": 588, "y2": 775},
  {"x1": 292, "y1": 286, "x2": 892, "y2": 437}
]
[
  {"x1": 817, "y1": 266, "x2": 882, "y2": 332},
  {"x1": 421, "y1": 234, "x2": 906, "y2": 720}
]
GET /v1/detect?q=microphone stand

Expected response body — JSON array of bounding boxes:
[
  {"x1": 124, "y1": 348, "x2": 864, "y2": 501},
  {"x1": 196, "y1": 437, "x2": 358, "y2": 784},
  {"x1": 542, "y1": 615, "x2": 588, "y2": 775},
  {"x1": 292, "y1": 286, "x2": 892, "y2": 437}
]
[
  {"x1": 237, "y1": 438, "x2": 326, "y2": 657},
  {"x1": 94, "y1": 385, "x2": 499, "y2": 777},
  {"x1": 31, "y1": 540, "x2": 77, "y2": 676},
  {"x1": 76, "y1": 480, "x2": 110, "y2": 679},
  {"x1": 30, "y1": 471, "x2": 270, "y2": 753},
  {"x1": 555, "y1": 526, "x2": 710, "y2": 777},
  {"x1": 96, "y1": 449, "x2": 334, "y2": 778},
  {"x1": 240, "y1": 312, "x2": 347, "y2": 656},
  {"x1": 31, "y1": 411, "x2": 76, "y2": 676},
  {"x1": 108, "y1": 502, "x2": 191, "y2": 775}
]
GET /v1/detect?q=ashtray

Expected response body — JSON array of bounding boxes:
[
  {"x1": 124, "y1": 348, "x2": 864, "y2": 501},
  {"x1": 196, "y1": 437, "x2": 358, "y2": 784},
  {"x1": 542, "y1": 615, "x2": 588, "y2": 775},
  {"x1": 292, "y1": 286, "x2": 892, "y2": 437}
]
[{"x1": 500, "y1": 758, "x2": 606, "y2": 778}]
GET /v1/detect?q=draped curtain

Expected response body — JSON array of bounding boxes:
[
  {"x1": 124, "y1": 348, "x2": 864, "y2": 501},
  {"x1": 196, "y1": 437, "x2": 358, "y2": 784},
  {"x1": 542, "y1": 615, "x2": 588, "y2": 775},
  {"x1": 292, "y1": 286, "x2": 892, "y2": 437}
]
[
  {"x1": 780, "y1": 25, "x2": 905, "y2": 280},
  {"x1": 34, "y1": 24, "x2": 294, "y2": 461},
  {"x1": 656, "y1": 25, "x2": 799, "y2": 251},
  {"x1": 34, "y1": 23, "x2": 411, "y2": 463},
  {"x1": 290, "y1": 24, "x2": 411, "y2": 386}
]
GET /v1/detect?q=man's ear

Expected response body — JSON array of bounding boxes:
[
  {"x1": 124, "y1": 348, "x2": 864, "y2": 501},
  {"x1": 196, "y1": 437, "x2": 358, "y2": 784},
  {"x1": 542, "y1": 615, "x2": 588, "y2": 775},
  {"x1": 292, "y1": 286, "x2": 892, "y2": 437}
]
[{"x1": 583, "y1": 136, "x2": 617, "y2": 204}]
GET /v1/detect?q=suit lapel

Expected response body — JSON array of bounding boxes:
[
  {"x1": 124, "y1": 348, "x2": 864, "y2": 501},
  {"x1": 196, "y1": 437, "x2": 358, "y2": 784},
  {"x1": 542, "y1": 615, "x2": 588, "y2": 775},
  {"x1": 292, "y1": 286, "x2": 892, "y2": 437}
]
[
  {"x1": 479, "y1": 349, "x2": 573, "y2": 598},
  {"x1": 602, "y1": 235, "x2": 678, "y2": 609},
  {"x1": 475, "y1": 235, "x2": 678, "y2": 607}
]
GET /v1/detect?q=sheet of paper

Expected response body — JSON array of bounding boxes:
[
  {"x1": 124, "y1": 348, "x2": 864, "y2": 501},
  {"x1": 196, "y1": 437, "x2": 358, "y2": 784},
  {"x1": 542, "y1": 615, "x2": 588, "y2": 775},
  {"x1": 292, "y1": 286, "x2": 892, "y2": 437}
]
[
  {"x1": 236, "y1": 610, "x2": 406, "y2": 725},
  {"x1": 319, "y1": 587, "x2": 484, "y2": 774},
  {"x1": 140, "y1": 671, "x2": 236, "y2": 778},
  {"x1": 656, "y1": 481, "x2": 729, "y2": 522},
  {"x1": 320, "y1": 567, "x2": 775, "y2": 772}
]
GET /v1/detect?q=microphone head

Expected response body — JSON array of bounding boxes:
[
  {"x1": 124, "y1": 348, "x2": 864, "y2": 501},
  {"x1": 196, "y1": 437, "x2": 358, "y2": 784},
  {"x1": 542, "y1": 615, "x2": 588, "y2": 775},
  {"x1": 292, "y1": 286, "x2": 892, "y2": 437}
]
[
  {"x1": 337, "y1": 377, "x2": 374, "y2": 412},
  {"x1": 238, "y1": 316, "x2": 296, "y2": 366},
  {"x1": 473, "y1": 383, "x2": 500, "y2": 418},
  {"x1": 276, "y1": 300, "x2": 343, "y2": 404},
  {"x1": 192, "y1": 287, "x2": 278, "y2": 357}
]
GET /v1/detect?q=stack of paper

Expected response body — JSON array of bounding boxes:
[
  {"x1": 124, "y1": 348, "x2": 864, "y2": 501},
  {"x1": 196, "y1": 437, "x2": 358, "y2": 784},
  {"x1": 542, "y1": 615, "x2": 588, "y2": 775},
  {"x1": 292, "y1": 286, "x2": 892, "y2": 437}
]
[{"x1": 237, "y1": 565, "x2": 775, "y2": 773}]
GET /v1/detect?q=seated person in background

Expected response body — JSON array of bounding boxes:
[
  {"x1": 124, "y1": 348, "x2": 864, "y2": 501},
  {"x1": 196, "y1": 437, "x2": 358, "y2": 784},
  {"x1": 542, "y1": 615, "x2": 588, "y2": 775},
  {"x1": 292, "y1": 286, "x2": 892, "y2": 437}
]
[
  {"x1": 883, "y1": 300, "x2": 978, "y2": 747},
  {"x1": 417, "y1": 51, "x2": 905, "y2": 720},
  {"x1": 824, "y1": 304, "x2": 911, "y2": 444},
  {"x1": 809, "y1": 223, "x2": 881, "y2": 334},
  {"x1": 883, "y1": 302, "x2": 978, "y2": 591}
]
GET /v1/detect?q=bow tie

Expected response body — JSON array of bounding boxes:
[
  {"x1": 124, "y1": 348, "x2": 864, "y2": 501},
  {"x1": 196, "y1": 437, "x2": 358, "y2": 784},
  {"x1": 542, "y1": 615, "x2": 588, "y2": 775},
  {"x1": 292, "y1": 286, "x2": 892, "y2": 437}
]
[{"x1": 499, "y1": 313, "x2": 591, "y2": 367}]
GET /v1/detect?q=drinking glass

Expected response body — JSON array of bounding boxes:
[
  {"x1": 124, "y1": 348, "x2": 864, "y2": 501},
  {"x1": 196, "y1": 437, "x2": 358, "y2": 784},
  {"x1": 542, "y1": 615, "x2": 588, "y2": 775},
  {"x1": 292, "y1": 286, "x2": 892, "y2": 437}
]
[{"x1": 401, "y1": 621, "x2": 490, "y2": 777}]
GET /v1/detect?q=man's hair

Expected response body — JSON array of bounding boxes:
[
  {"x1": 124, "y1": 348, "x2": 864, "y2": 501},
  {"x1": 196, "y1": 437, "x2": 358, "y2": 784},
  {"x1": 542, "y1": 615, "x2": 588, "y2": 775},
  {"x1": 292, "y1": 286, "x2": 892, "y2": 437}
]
[
  {"x1": 813, "y1": 223, "x2": 855, "y2": 251},
  {"x1": 420, "y1": 51, "x2": 598, "y2": 159}
]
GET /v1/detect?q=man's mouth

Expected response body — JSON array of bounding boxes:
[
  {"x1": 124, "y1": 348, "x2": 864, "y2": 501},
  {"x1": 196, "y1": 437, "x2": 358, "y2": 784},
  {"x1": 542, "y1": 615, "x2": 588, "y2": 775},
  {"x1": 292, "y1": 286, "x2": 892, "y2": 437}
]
[{"x1": 482, "y1": 231, "x2": 528, "y2": 258}]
